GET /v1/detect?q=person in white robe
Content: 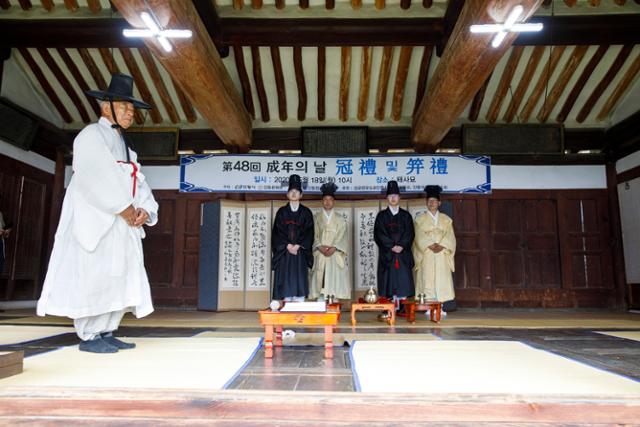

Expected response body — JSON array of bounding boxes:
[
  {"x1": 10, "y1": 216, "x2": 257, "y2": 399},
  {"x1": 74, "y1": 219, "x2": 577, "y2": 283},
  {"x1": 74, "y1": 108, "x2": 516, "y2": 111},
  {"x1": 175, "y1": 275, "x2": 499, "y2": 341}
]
[
  {"x1": 37, "y1": 73, "x2": 158, "y2": 353},
  {"x1": 309, "y1": 183, "x2": 351, "y2": 301},
  {"x1": 413, "y1": 185, "x2": 456, "y2": 308}
]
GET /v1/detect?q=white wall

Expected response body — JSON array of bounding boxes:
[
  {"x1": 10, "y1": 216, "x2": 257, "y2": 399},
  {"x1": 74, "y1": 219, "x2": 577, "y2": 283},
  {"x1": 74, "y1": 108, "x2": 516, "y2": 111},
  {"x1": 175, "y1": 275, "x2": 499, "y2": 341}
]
[
  {"x1": 0, "y1": 138, "x2": 55, "y2": 174},
  {"x1": 616, "y1": 150, "x2": 640, "y2": 174}
]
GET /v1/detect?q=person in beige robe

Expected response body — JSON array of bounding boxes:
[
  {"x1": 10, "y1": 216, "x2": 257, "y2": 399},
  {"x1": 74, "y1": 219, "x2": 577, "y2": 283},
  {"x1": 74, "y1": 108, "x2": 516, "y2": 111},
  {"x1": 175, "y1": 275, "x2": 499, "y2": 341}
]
[
  {"x1": 413, "y1": 185, "x2": 456, "y2": 304},
  {"x1": 309, "y1": 183, "x2": 351, "y2": 301}
]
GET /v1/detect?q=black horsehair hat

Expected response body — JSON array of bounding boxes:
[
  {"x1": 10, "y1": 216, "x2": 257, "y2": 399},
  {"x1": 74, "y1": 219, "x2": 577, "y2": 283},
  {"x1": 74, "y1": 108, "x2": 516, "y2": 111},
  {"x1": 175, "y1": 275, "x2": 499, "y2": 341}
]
[
  {"x1": 425, "y1": 185, "x2": 443, "y2": 200},
  {"x1": 386, "y1": 180, "x2": 400, "y2": 196},
  {"x1": 321, "y1": 182, "x2": 338, "y2": 198},
  {"x1": 288, "y1": 174, "x2": 303, "y2": 192},
  {"x1": 86, "y1": 73, "x2": 151, "y2": 110}
]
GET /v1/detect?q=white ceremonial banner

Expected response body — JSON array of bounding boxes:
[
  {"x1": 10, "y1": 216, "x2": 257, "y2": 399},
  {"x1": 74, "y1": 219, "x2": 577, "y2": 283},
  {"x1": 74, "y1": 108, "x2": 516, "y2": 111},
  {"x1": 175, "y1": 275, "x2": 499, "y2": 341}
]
[
  {"x1": 354, "y1": 201, "x2": 381, "y2": 290},
  {"x1": 180, "y1": 154, "x2": 491, "y2": 194},
  {"x1": 245, "y1": 205, "x2": 271, "y2": 291},
  {"x1": 218, "y1": 205, "x2": 245, "y2": 291}
]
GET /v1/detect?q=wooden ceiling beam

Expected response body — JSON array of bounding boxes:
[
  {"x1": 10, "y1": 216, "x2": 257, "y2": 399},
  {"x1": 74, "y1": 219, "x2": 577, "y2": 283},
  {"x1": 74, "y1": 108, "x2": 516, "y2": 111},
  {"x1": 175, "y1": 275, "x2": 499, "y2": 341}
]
[
  {"x1": 87, "y1": 0, "x2": 101, "y2": 13},
  {"x1": 138, "y1": 48, "x2": 181, "y2": 124},
  {"x1": 40, "y1": 0, "x2": 54, "y2": 11},
  {"x1": 17, "y1": 0, "x2": 32, "y2": 10},
  {"x1": 219, "y1": 18, "x2": 443, "y2": 47},
  {"x1": 374, "y1": 46, "x2": 393, "y2": 121},
  {"x1": 468, "y1": 72, "x2": 492, "y2": 122},
  {"x1": 111, "y1": 0, "x2": 251, "y2": 149},
  {"x1": 192, "y1": 0, "x2": 228, "y2": 58},
  {"x1": 391, "y1": 46, "x2": 413, "y2": 122},
  {"x1": 519, "y1": 46, "x2": 565, "y2": 122},
  {"x1": 0, "y1": 0, "x2": 10, "y2": 10},
  {"x1": 36, "y1": 47, "x2": 92, "y2": 123},
  {"x1": 269, "y1": 46, "x2": 287, "y2": 122},
  {"x1": 171, "y1": 76, "x2": 197, "y2": 123},
  {"x1": 317, "y1": 46, "x2": 326, "y2": 121},
  {"x1": 250, "y1": 46, "x2": 270, "y2": 123},
  {"x1": 339, "y1": 46, "x2": 351, "y2": 122},
  {"x1": 577, "y1": 45, "x2": 634, "y2": 123},
  {"x1": 357, "y1": 46, "x2": 372, "y2": 122},
  {"x1": 537, "y1": 45, "x2": 589, "y2": 123},
  {"x1": 412, "y1": 0, "x2": 543, "y2": 150},
  {"x1": 413, "y1": 45, "x2": 433, "y2": 115},
  {"x1": 503, "y1": 45, "x2": 545, "y2": 123},
  {"x1": 596, "y1": 53, "x2": 640, "y2": 122},
  {"x1": 54, "y1": 49, "x2": 98, "y2": 119},
  {"x1": 486, "y1": 46, "x2": 524, "y2": 124},
  {"x1": 232, "y1": 45, "x2": 255, "y2": 120},
  {"x1": 16, "y1": 47, "x2": 73, "y2": 123},
  {"x1": 3, "y1": 15, "x2": 640, "y2": 49},
  {"x1": 293, "y1": 46, "x2": 307, "y2": 121},
  {"x1": 556, "y1": 45, "x2": 608, "y2": 124},
  {"x1": 63, "y1": 0, "x2": 79, "y2": 12}
]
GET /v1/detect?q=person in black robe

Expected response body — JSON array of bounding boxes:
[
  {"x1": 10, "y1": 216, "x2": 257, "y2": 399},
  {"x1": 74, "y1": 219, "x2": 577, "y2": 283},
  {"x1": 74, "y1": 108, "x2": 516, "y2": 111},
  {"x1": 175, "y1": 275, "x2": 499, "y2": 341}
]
[
  {"x1": 271, "y1": 174, "x2": 315, "y2": 301},
  {"x1": 374, "y1": 180, "x2": 415, "y2": 310}
]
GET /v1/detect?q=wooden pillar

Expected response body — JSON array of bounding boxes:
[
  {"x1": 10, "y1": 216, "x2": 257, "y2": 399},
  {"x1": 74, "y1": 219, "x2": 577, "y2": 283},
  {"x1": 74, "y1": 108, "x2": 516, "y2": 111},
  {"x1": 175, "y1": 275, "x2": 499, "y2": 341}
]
[
  {"x1": 606, "y1": 163, "x2": 628, "y2": 309},
  {"x1": 47, "y1": 147, "x2": 66, "y2": 257},
  {"x1": 412, "y1": 0, "x2": 543, "y2": 150}
]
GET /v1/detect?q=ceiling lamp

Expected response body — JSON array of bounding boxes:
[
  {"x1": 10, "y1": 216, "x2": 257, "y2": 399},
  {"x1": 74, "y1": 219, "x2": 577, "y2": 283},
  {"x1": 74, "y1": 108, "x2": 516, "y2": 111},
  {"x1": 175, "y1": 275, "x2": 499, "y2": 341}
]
[
  {"x1": 470, "y1": 5, "x2": 543, "y2": 48},
  {"x1": 123, "y1": 12, "x2": 192, "y2": 53}
]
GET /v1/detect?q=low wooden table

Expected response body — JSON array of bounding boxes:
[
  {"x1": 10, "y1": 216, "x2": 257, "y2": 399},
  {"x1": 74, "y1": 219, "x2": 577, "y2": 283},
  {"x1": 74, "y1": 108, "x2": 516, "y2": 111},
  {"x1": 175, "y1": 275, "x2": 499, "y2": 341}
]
[
  {"x1": 401, "y1": 300, "x2": 443, "y2": 324},
  {"x1": 258, "y1": 309, "x2": 340, "y2": 359},
  {"x1": 350, "y1": 302, "x2": 395, "y2": 326}
]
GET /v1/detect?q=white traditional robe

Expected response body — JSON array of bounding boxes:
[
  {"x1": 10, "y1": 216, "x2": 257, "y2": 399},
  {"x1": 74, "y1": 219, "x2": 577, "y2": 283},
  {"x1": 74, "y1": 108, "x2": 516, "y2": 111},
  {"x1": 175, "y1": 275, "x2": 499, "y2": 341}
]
[
  {"x1": 413, "y1": 211, "x2": 456, "y2": 302},
  {"x1": 37, "y1": 117, "x2": 158, "y2": 319},
  {"x1": 309, "y1": 210, "x2": 351, "y2": 300}
]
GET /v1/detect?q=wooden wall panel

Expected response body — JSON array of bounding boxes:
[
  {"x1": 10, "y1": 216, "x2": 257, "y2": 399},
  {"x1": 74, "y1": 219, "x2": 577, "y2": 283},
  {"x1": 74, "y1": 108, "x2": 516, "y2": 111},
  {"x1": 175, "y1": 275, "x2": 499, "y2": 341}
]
[
  {"x1": 55, "y1": 188, "x2": 620, "y2": 310},
  {"x1": 0, "y1": 154, "x2": 53, "y2": 301}
]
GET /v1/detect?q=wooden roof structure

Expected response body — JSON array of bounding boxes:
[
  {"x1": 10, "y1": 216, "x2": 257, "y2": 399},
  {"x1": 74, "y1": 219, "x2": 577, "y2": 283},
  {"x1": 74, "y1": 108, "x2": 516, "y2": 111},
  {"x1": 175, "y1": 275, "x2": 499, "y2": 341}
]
[{"x1": 1, "y1": 0, "x2": 639, "y2": 155}]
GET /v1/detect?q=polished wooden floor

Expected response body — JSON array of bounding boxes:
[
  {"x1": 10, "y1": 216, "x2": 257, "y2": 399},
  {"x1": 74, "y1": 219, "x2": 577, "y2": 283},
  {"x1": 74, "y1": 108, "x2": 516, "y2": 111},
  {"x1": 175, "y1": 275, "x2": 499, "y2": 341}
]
[{"x1": 1, "y1": 308, "x2": 639, "y2": 425}]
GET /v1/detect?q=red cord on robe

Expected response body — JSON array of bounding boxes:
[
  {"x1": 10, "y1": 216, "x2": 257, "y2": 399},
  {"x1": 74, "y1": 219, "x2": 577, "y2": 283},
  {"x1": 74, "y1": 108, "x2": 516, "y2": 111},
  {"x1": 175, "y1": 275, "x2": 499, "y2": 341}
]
[{"x1": 117, "y1": 161, "x2": 138, "y2": 197}]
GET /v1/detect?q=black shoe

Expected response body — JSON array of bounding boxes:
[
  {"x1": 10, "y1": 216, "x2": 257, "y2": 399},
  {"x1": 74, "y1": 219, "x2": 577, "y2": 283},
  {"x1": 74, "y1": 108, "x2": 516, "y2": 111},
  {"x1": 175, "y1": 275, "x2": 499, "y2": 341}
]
[
  {"x1": 102, "y1": 335, "x2": 136, "y2": 350},
  {"x1": 79, "y1": 337, "x2": 119, "y2": 353}
]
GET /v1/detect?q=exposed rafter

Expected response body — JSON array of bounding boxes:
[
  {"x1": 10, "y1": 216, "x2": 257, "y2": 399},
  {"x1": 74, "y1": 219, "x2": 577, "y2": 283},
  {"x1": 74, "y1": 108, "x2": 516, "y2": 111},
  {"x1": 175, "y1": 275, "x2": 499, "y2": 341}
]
[
  {"x1": 111, "y1": 0, "x2": 251, "y2": 149},
  {"x1": 412, "y1": 0, "x2": 544, "y2": 150}
]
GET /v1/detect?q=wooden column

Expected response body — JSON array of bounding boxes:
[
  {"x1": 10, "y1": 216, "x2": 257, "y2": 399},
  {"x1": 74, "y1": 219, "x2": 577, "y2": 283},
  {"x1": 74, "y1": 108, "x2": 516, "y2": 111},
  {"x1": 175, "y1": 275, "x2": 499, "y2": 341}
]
[
  {"x1": 606, "y1": 163, "x2": 628, "y2": 309},
  {"x1": 111, "y1": 0, "x2": 251, "y2": 149},
  {"x1": 412, "y1": 0, "x2": 543, "y2": 151},
  {"x1": 47, "y1": 148, "x2": 66, "y2": 257}
]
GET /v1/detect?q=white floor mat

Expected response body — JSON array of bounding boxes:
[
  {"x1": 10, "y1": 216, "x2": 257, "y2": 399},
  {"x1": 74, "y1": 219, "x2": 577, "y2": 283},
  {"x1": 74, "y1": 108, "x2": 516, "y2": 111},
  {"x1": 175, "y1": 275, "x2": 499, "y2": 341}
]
[
  {"x1": 0, "y1": 337, "x2": 261, "y2": 390},
  {"x1": 350, "y1": 340, "x2": 640, "y2": 395}
]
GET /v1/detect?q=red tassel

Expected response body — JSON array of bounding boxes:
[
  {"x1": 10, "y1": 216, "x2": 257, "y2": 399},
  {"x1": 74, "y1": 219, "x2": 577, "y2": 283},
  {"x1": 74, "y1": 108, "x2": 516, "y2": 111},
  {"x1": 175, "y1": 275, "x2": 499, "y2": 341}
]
[{"x1": 395, "y1": 257, "x2": 399, "y2": 269}]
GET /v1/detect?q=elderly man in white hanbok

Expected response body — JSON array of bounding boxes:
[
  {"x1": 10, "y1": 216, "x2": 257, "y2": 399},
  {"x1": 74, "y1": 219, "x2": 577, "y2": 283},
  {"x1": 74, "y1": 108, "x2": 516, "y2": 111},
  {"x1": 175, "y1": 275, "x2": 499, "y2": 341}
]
[
  {"x1": 309, "y1": 183, "x2": 351, "y2": 301},
  {"x1": 413, "y1": 185, "x2": 456, "y2": 311},
  {"x1": 37, "y1": 73, "x2": 158, "y2": 353}
]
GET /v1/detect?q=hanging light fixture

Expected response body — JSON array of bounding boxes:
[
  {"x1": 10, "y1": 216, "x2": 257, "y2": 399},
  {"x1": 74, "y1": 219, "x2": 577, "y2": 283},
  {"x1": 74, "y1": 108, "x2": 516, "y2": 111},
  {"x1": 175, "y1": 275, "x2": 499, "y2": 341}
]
[
  {"x1": 470, "y1": 5, "x2": 543, "y2": 48},
  {"x1": 123, "y1": 11, "x2": 192, "y2": 53}
]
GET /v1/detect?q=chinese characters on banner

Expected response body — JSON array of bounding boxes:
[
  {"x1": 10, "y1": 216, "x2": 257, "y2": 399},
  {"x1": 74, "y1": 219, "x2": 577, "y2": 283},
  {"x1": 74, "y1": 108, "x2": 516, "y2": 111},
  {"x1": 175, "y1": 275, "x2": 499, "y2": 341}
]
[
  {"x1": 181, "y1": 155, "x2": 491, "y2": 194},
  {"x1": 219, "y1": 207, "x2": 245, "y2": 290},
  {"x1": 246, "y1": 207, "x2": 271, "y2": 290},
  {"x1": 354, "y1": 204, "x2": 380, "y2": 290}
]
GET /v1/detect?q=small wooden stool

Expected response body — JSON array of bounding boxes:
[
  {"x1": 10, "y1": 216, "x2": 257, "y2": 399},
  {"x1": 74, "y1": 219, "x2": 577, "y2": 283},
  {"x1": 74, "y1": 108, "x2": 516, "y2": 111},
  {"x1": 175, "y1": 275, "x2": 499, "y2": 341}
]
[
  {"x1": 401, "y1": 300, "x2": 443, "y2": 324},
  {"x1": 350, "y1": 302, "x2": 395, "y2": 326}
]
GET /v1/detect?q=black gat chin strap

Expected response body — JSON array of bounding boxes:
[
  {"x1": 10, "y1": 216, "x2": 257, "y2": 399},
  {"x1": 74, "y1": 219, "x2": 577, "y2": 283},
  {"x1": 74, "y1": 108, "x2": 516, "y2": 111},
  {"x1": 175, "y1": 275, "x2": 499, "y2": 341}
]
[{"x1": 109, "y1": 99, "x2": 131, "y2": 164}]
